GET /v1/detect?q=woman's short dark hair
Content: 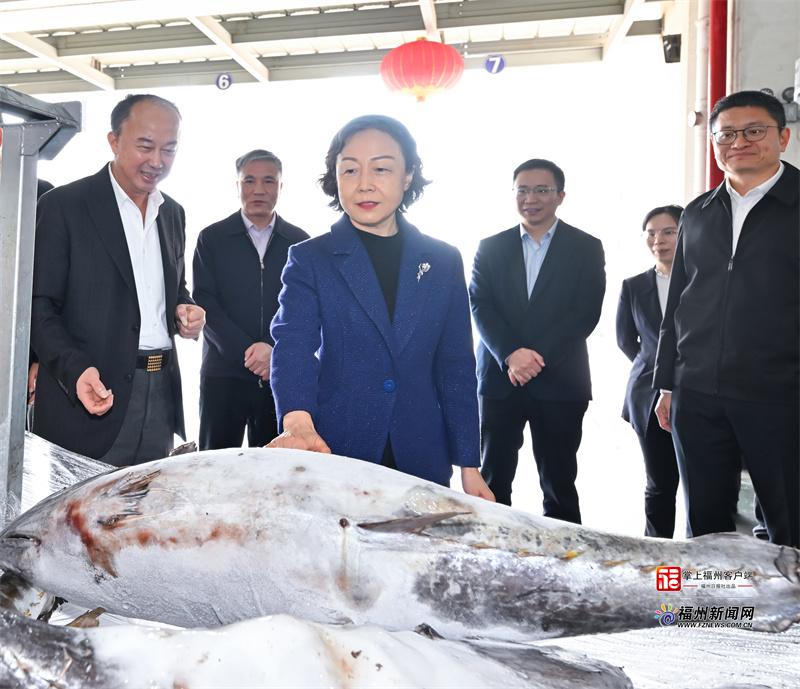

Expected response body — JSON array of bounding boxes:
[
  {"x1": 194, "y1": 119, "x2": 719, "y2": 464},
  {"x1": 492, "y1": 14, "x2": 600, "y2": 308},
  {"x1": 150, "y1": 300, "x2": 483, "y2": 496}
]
[
  {"x1": 642, "y1": 204, "x2": 683, "y2": 232},
  {"x1": 319, "y1": 115, "x2": 431, "y2": 212}
]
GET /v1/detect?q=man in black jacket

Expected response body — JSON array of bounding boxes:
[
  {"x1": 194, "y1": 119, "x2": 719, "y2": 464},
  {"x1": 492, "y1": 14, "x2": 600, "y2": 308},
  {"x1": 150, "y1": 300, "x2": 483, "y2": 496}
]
[
  {"x1": 32, "y1": 94, "x2": 205, "y2": 465},
  {"x1": 193, "y1": 150, "x2": 309, "y2": 449},
  {"x1": 654, "y1": 91, "x2": 799, "y2": 547},
  {"x1": 469, "y1": 159, "x2": 605, "y2": 522}
]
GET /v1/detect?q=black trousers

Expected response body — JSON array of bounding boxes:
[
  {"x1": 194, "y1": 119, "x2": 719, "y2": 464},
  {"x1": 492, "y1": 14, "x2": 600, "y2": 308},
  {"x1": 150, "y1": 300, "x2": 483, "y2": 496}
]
[
  {"x1": 672, "y1": 387, "x2": 799, "y2": 547},
  {"x1": 479, "y1": 391, "x2": 588, "y2": 523},
  {"x1": 199, "y1": 376, "x2": 279, "y2": 450},
  {"x1": 636, "y1": 410, "x2": 680, "y2": 538},
  {"x1": 100, "y1": 368, "x2": 174, "y2": 467}
]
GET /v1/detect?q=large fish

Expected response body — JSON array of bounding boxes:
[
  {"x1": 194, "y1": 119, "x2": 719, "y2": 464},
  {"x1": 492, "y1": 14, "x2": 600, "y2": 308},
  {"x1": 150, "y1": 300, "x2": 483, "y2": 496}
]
[
  {"x1": 0, "y1": 444, "x2": 798, "y2": 640},
  {"x1": 0, "y1": 610, "x2": 633, "y2": 689}
]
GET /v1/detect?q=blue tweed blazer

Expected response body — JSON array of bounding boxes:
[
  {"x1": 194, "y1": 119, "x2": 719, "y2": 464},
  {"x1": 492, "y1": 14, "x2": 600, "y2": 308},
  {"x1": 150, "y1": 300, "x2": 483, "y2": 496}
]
[{"x1": 270, "y1": 214, "x2": 479, "y2": 485}]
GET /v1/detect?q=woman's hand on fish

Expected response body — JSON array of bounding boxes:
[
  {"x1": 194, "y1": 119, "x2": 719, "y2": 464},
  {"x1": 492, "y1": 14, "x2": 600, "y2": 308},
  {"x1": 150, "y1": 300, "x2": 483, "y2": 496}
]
[
  {"x1": 267, "y1": 411, "x2": 331, "y2": 454},
  {"x1": 460, "y1": 467, "x2": 495, "y2": 502},
  {"x1": 76, "y1": 366, "x2": 114, "y2": 416}
]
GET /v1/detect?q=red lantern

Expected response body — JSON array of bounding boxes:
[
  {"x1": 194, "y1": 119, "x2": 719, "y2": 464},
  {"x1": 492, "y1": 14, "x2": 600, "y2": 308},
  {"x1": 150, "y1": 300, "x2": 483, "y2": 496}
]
[{"x1": 380, "y1": 38, "x2": 464, "y2": 102}]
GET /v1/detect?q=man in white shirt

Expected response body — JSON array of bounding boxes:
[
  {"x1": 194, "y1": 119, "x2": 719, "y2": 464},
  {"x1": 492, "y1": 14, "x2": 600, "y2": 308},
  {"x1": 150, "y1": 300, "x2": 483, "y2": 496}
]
[
  {"x1": 654, "y1": 90, "x2": 799, "y2": 547},
  {"x1": 31, "y1": 94, "x2": 205, "y2": 465},
  {"x1": 469, "y1": 159, "x2": 606, "y2": 521},
  {"x1": 192, "y1": 150, "x2": 308, "y2": 449}
]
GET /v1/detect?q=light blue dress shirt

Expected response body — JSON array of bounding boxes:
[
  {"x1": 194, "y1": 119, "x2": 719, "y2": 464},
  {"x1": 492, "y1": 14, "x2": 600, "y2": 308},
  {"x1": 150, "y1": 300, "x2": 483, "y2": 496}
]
[{"x1": 519, "y1": 220, "x2": 558, "y2": 298}]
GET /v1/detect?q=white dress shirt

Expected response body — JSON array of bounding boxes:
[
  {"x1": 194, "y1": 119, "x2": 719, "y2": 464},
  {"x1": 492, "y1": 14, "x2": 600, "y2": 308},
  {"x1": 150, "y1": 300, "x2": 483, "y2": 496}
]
[
  {"x1": 655, "y1": 268, "x2": 670, "y2": 315},
  {"x1": 241, "y1": 210, "x2": 275, "y2": 261},
  {"x1": 726, "y1": 162, "x2": 784, "y2": 255},
  {"x1": 108, "y1": 164, "x2": 171, "y2": 350}
]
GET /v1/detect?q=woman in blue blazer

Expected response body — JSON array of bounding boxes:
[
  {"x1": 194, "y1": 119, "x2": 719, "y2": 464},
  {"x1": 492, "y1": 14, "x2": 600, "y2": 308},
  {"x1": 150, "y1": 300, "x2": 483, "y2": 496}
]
[
  {"x1": 268, "y1": 115, "x2": 493, "y2": 499},
  {"x1": 616, "y1": 205, "x2": 682, "y2": 537}
]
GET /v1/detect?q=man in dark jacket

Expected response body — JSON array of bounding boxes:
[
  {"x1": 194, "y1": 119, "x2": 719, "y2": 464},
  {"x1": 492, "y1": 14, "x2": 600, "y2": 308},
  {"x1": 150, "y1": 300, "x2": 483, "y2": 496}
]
[
  {"x1": 469, "y1": 159, "x2": 605, "y2": 522},
  {"x1": 193, "y1": 149, "x2": 309, "y2": 449},
  {"x1": 32, "y1": 94, "x2": 205, "y2": 465},
  {"x1": 654, "y1": 91, "x2": 799, "y2": 547}
]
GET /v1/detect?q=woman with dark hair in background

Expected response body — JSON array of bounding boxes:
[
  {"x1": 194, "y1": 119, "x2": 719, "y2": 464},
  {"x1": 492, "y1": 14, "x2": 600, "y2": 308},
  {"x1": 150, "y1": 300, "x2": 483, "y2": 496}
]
[
  {"x1": 268, "y1": 114, "x2": 494, "y2": 500},
  {"x1": 616, "y1": 205, "x2": 683, "y2": 537}
]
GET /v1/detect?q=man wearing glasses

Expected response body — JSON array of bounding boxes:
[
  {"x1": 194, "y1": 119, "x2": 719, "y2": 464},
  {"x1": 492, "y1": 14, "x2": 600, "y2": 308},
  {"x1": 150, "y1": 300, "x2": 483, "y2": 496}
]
[
  {"x1": 654, "y1": 90, "x2": 799, "y2": 547},
  {"x1": 469, "y1": 159, "x2": 605, "y2": 522}
]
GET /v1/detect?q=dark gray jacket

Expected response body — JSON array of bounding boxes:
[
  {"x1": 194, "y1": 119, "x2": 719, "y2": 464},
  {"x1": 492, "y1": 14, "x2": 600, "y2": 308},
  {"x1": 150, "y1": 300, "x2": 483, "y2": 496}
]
[
  {"x1": 193, "y1": 212, "x2": 308, "y2": 380},
  {"x1": 654, "y1": 162, "x2": 799, "y2": 403}
]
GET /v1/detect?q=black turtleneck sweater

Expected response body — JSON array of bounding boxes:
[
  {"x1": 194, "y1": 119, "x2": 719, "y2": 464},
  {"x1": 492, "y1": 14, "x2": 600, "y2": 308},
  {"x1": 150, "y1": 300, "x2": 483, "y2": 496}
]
[{"x1": 355, "y1": 226, "x2": 404, "y2": 321}]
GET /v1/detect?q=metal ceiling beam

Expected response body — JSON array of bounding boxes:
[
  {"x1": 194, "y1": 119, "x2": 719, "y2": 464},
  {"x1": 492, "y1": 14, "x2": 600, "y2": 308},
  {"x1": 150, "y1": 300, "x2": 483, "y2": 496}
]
[
  {"x1": 418, "y1": 0, "x2": 440, "y2": 42},
  {"x1": 0, "y1": 1, "x2": 628, "y2": 61},
  {"x1": 0, "y1": 0, "x2": 351, "y2": 33},
  {"x1": 603, "y1": 0, "x2": 645, "y2": 57},
  {"x1": 0, "y1": 31, "x2": 114, "y2": 90},
  {"x1": 187, "y1": 15, "x2": 269, "y2": 82},
  {"x1": 436, "y1": 0, "x2": 625, "y2": 27},
  {"x1": 1, "y1": 31, "x2": 620, "y2": 94}
]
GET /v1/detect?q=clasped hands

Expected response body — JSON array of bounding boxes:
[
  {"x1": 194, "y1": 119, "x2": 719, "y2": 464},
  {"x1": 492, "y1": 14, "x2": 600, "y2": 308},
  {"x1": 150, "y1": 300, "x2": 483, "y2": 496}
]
[
  {"x1": 506, "y1": 347, "x2": 545, "y2": 386},
  {"x1": 244, "y1": 342, "x2": 272, "y2": 381}
]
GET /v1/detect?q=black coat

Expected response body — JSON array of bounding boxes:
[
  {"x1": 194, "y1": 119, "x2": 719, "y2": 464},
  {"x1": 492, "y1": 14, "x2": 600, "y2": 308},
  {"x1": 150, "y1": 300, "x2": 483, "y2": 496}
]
[
  {"x1": 469, "y1": 221, "x2": 606, "y2": 401},
  {"x1": 192, "y1": 212, "x2": 309, "y2": 380},
  {"x1": 616, "y1": 269, "x2": 663, "y2": 435},
  {"x1": 31, "y1": 166, "x2": 193, "y2": 458},
  {"x1": 654, "y1": 162, "x2": 799, "y2": 402}
]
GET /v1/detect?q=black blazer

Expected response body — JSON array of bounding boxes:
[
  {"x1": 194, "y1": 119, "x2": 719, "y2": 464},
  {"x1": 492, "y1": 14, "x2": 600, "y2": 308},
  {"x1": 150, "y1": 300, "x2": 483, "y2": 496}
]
[
  {"x1": 192, "y1": 211, "x2": 309, "y2": 380},
  {"x1": 654, "y1": 162, "x2": 799, "y2": 403},
  {"x1": 469, "y1": 221, "x2": 606, "y2": 401},
  {"x1": 616, "y1": 269, "x2": 663, "y2": 435},
  {"x1": 31, "y1": 166, "x2": 193, "y2": 458}
]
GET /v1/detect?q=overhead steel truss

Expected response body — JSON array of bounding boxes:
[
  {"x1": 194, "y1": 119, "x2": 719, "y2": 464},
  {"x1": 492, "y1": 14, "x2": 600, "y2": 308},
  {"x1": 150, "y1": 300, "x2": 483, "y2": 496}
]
[{"x1": 0, "y1": 0, "x2": 665, "y2": 93}]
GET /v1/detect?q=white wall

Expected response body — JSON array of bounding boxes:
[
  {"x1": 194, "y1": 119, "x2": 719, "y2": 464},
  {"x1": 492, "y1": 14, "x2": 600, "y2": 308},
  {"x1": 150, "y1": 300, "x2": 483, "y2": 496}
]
[{"x1": 732, "y1": 0, "x2": 800, "y2": 165}]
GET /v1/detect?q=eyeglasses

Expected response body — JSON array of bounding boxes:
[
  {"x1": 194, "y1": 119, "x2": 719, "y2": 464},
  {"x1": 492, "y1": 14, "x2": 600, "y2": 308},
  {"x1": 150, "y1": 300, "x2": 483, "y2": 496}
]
[
  {"x1": 514, "y1": 185, "x2": 559, "y2": 198},
  {"x1": 643, "y1": 228, "x2": 678, "y2": 238},
  {"x1": 710, "y1": 125, "x2": 780, "y2": 145}
]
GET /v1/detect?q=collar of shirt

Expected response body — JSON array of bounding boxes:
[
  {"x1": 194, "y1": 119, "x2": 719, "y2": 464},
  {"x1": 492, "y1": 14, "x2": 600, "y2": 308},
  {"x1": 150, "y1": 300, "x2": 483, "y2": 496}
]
[
  {"x1": 519, "y1": 218, "x2": 558, "y2": 246},
  {"x1": 241, "y1": 209, "x2": 276, "y2": 234},
  {"x1": 725, "y1": 161, "x2": 784, "y2": 203},
  {"x1": 107, "y1": 163, "x2": 164, "y2": 224}
]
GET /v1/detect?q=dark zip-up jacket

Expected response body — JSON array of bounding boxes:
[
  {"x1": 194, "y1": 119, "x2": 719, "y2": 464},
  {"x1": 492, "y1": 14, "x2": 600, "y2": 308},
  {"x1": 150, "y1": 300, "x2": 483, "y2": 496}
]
[
  {"x1": 193, "y1": 211, "x2": 309, "y2": 380},
  {"x1": 654, "y1": 161, "x2": 799, "y2": 403}
]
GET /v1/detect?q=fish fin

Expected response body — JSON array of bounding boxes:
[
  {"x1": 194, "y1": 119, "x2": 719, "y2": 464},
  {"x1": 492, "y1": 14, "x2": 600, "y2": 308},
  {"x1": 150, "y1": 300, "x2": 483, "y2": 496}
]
[
  {"x1": 357, "y1": 511, "x2": 471, "y2": 533},
  {"x1": 169, "y1": 441, "x2": 197, "y2": 456},
  {"x1": 96, "y1": 469, "x2": 161, "y2": 530},
  {"x1": 774, "y1": 545, "x2": 800, "y2": 584},
  {"x1": 67, "y1": 607, "x2": 105, "y2": 628},
  {"x1": 107, "y1": 469, "x2": 161, "y2": 499},
  {"x1": 414, "y1": 623, "x2": 444, "y2": 639}
]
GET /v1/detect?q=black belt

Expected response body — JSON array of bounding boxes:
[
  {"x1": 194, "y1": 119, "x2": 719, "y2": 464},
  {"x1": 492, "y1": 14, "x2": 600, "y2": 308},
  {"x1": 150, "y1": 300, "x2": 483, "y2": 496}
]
[{"x1": 136, "y1": 349, "x2": 171, "y2": 372}]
